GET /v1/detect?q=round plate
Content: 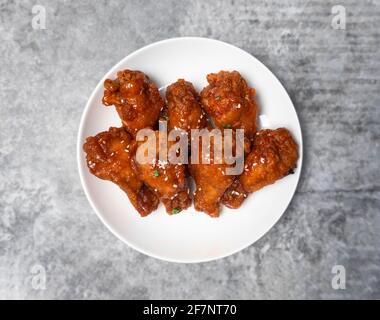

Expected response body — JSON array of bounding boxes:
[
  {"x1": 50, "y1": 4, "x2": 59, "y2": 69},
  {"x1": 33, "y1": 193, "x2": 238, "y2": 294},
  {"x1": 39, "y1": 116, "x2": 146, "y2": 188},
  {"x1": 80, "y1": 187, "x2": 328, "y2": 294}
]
[{"x1": 77, "y1": 37, "x2": 303, "y2": 263}]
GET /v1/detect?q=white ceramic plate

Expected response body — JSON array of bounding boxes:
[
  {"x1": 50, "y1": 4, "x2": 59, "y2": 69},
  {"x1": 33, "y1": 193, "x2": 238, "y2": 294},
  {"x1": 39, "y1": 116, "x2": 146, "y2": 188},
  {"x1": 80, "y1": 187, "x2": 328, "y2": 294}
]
[{"x1": 77, "y1": 37, "x2": 303, "y2": 263}]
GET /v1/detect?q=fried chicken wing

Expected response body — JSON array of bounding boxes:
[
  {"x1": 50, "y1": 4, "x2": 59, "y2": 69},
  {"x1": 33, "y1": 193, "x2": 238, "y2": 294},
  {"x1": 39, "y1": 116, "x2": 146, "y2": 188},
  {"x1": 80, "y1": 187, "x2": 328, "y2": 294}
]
[
  {"x1": 135, "y1": 131, "x2": 191, "y2": 214},
  {"x1": 102, "y1": 70, "x2": 165, "y2": 136},
  {"x1": 201, "y1": 71, "x2": 258, "y2": 209},
  {"x1": 83, "y1": 127, "x2": 159, "y2": 216},
  {"x1": 166, "y1": 79, "x2": 237, "y2": 217},
  {"x1": 166, "y1": 79, "x2": 208, "y2": 134},
  {"x1": 200, "y1": 70, "x2": 259, "y2": 142},
  {"x1": 240, "y1": 128, "x2": 298, "y2": 193},
  {"x1": 189, "y1": 130, "x2": 240, "y2": 217}
]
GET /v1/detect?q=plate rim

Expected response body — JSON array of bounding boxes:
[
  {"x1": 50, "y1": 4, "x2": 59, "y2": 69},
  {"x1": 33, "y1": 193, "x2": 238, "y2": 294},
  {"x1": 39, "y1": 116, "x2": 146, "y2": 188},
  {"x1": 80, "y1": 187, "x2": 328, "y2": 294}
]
[{"x1": 76, "y1": 36, "x2": 303, "y2": 263}]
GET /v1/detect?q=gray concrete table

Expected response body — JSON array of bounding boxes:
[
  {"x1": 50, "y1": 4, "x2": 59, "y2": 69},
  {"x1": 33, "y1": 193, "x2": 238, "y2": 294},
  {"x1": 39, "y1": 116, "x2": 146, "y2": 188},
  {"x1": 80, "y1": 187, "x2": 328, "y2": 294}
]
[{"x1": 0, "y1": 0, "x2": 379, "y2": 299}]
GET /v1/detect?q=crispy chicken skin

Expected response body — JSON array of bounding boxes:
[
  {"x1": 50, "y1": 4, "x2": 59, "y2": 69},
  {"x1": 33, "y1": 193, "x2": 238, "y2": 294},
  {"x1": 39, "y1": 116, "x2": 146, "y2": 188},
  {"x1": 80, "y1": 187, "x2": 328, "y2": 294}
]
[
  {"x1": 166, "y1": 79, "x2": 208, "y2": 134},
  {"x1": 83, "y1": 127, "x2": 159, "y2": 216},
  {"x1": 135, "y1": 131, "x2": 191, "y2": 214},
  {"x1": 200, "y1": 70, "x2": 259, "y2": 141},
  {"x1": 102, "y1": 70, "x2": 165, "y2": 136},
  {"x1": 188, "y1": 130, "x2": 237, "y2": 217},
  {"x1": 240, "y1": 128, "x2": 298, "y2": 193}
]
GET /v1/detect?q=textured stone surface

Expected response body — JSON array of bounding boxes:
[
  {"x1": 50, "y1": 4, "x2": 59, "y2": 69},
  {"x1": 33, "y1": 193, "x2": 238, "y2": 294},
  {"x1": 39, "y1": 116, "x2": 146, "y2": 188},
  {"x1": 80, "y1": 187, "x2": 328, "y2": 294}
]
[{"x1": 0, "y1": 0, "x2": 379, "y2": 299}]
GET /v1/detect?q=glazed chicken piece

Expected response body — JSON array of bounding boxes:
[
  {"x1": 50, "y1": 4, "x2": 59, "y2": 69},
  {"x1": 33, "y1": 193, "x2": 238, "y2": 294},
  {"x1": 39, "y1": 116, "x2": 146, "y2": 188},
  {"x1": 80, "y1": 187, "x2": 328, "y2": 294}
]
[
  {"x1": 135, "y1": 131, "x2": 191, "y2": 214},
  {"x1": 102, "y1": 70, "x2": 165, "y2": 136},
  {"x1": 201, "y1": 71, "x2": 258, "y2": 209},
  {"x1": 165, "y1": 79, "x2": 235, "y2": 216},
  {"x1": 200, "y1": 70, "x2": 259, "y2": 143},
  {"x1": 83, "y1": 127, "x2": 159, "y2": 217},
  {"x1": 166, "y1": 79, "x2": 208, "y2": 134},
  {"x1": 189, "y1": 129, "x2": 242, "y2": 217},
  {"x1": 221, "y1": 179, "x2": 248, "y2": 209},
  {"x1": 240, "y1": 128, "x2": 298, "y2": 193}
]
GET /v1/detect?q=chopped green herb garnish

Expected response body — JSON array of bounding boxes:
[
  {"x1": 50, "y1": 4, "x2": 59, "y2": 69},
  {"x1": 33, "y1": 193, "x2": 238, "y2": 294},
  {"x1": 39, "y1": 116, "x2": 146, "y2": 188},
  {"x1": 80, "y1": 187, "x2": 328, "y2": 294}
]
[
  {"x1": 172, "y1": 208, "x2": 181, "y2": 214},
  {"x1": 215, "y1": 95, "x2": 221, "y2": 100},
  {"x1": 153, "y1": 170, "x2": 160, "y2": 177},
  {"x1": 224, "y1": 124, "x2": 232, "y2": 129}
]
